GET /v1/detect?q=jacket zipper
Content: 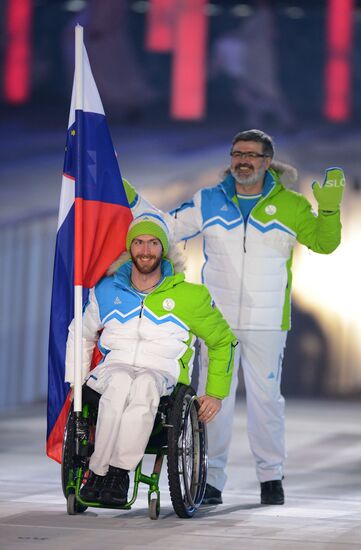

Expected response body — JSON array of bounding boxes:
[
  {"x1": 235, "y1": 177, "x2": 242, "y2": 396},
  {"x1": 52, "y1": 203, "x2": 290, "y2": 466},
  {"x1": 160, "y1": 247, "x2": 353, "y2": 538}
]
[
  {"x1": 122, "y1": 288, "x2": 144, "y2": 365},
  {"x1": 240, "y1": 180, "x2": 280, "y2": 253},
  {"x1": 227, "y1": 342, "x2": 235, "y2": 373},
  {"x1": 239, "y1": 224, "x2": 247, "y2": 327},
  {"x1": 133, "y1": 297, "x2": 145, "y2": 366},
  {"x1": 220, "y1": 179, "x2": 279, "y2": 326},
  {"x1": 219, "y1": 192, "x2": 246, "y2": 326},
  {"x1": 113, "y1": 278, "x2": 173, "y2": 367}
]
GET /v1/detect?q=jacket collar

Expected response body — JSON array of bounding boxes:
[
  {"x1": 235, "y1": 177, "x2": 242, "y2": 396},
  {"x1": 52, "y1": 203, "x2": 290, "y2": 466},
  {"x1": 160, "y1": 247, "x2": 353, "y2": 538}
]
[
  {"x1": 220, "y1": 170, "x2": 279, "y2": 201},
  {"x1": 113, "y1": 258, "x2": 183, "y2": 290}
]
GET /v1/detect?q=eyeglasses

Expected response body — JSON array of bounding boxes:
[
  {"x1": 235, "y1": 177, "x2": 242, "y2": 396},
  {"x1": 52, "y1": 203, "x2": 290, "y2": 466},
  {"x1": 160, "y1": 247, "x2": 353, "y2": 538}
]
[{"x1": 230, "y1": 151, "x2": 269, "y2": 159}]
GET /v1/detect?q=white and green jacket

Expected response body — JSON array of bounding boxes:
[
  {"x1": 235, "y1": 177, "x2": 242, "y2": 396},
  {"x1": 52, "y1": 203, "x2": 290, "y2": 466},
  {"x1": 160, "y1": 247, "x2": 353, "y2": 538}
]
[
  {"x1": 124, "y1": 170, "x2": 341, "y2": 331},
  {"x1": 65, "y1": 258, "x2": 237, "y2": 399}
]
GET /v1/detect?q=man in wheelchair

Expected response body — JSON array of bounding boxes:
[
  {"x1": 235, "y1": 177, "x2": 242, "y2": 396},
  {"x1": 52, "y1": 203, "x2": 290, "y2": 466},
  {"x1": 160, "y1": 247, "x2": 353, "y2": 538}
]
[{"x1": 65, "y1": 213, "x2": 237, "y2": 506}]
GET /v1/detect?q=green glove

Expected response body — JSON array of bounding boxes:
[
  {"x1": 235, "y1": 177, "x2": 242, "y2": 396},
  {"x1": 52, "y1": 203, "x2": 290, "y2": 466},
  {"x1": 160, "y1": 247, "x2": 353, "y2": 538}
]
[{"x1": 312, "y1": 167, "x2": 345, "y2": 211}]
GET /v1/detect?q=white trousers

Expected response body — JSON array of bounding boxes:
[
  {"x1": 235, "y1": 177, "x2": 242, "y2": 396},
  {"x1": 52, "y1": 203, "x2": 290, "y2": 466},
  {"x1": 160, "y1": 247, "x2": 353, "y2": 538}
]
[
  {"x1": 85, "y1": 364, "x2": 170, "y2": 476},
  {"x1": 198, "y1": 330, "x2": 287, "y2": 490}
]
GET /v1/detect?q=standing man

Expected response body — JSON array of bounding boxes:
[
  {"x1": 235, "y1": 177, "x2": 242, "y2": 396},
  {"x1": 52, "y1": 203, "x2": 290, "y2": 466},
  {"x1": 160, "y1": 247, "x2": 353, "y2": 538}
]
[{"x1": 123, "y1": 130, "x2": 345, "y2": 505}]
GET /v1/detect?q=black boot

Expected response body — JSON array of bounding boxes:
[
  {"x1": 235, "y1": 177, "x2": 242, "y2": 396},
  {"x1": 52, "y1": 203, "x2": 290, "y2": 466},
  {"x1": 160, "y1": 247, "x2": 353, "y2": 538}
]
[
  {"x1": 80, "y1": 471, "x2": 105, "y2": 501},
  {"x1": 201, "y1": 483, "x2": 223, "y2": 505},
  {"x1": 100, "y1": 466, "x2": 130, "y2": 505},
  {"x1": 260, "y1": 480, "x2": 284, "y2": 505}
]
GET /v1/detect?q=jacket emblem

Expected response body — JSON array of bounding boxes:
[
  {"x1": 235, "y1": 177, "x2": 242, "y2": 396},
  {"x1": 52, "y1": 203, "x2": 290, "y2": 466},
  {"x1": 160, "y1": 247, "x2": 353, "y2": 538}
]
[
  {"x1": 163, "y1": 298, "x2": 175, "y2": 311},
  {"x1": 220, "y1": 204, "x2": 228, "y2": 211},
  {"x1": 265, "y1": 204, "x2": 277, "y2": 215},
  {"x1": 114, "y1": 296, "x2": 122, "y2": 304}
]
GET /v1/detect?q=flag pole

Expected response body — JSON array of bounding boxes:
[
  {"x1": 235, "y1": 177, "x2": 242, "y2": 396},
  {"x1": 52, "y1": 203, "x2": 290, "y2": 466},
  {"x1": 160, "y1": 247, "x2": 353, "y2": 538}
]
[{"x1": 74, "y1": 24, "x2": 84, "y2": 414}]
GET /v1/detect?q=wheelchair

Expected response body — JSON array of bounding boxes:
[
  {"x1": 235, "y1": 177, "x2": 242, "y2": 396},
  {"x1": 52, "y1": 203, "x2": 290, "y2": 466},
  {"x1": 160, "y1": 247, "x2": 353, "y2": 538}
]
[{"x1": 61, "y1": 383, "x2": 208, "y2": 519}]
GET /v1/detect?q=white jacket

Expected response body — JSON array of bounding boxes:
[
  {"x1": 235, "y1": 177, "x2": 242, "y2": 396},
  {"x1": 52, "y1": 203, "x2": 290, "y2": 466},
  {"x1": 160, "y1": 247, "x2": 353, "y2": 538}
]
[{"x1": 126, "y1": 171, "x2": 341, "y2": 331}]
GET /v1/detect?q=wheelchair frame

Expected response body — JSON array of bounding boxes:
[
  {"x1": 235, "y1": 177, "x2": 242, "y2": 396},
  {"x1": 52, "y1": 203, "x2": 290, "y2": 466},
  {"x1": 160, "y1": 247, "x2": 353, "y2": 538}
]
[{"x1": 61, "y1": 383, "x2": 208, "y2": 519}]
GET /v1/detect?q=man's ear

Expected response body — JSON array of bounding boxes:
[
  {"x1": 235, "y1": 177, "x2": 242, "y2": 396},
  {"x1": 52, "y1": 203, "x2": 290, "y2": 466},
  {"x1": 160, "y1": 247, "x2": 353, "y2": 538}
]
[{"x1": 265, "y1": 157, "x2": 273, "y2": 170}]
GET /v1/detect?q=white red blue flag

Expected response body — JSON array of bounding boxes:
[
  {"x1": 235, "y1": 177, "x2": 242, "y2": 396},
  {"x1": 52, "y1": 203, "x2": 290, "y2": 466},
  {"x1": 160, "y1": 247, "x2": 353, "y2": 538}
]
[{"x1": 47, "y1": 40, "x2": 132, "y2": 462}]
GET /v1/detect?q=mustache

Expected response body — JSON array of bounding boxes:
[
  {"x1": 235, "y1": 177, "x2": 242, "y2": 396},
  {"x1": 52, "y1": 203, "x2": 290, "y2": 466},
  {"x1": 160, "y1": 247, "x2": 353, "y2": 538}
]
[
  {"x1": 235, "y1": 163, "x2": 253, "y2": 170},
  {"x1": 136, "y1": 255, "x2": 156, "y2": 260}
]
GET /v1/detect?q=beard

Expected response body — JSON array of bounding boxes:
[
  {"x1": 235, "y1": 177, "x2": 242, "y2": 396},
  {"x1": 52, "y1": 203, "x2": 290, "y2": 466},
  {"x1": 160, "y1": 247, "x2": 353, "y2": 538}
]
[
  {"x1": 130, "y1": 252, "x2": 162, "y2": 274},
  {"x1": 231, "y1": 163, "x2": 267, "y2": 187}
]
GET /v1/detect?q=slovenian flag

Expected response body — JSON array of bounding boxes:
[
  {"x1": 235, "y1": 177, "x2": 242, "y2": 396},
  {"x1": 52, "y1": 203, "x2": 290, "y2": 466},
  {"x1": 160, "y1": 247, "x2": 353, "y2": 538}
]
[{"x1": 46, "y1": 29, "x2": 133, "y2": 463}]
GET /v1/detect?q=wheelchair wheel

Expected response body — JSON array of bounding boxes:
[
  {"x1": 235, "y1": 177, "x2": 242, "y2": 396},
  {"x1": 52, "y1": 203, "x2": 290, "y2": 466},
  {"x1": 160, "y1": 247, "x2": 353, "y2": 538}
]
[
  {"x1": 61, "y1": 409, "x2": 88, "y2": 514},
  {"x1": 66, "y1": 492, "x2": 87, "y2": 515},
  {"x1": 148, "y1": 496, "x2": 160, "y2": 520},
  {"x1": 167, "y1": 385, "x2": 207, "y2": 518}
]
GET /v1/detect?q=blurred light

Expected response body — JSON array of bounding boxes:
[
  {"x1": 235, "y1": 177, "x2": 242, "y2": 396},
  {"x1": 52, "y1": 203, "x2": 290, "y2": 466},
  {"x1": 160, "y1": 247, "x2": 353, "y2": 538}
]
[
  {"x1": 146, "y1": 0, "x2": 173, "y2": 52},
  {"x1": 4, "y1": 0, "x2": 32, "y2": 104},
  {"x1": 293, "y1": 181, "x2": 361, "y2": 393},
  {"x1": 64, "y1": 0, "x2": 87, "y2": 12},
  {"x1": 294, "y1": 232, "x2": 361, "y2": 330},
  {"x1": 132, "y1": 1, "x2": 150, "y2": 13},
  {"x1": 230, "y1": 4, "x2": 254, "y2": 17},
  {"x1": 283, "y1": 6, "x2": 305, "y2": 19},
  {"x1": 205, "y1": 3, "x2": 223, "y2": 16},
  {"x1": 324, "y1": 0, "x2": 354, "y2": 121},
  {"x1": 171, "y1": 0, "x2": 207, "y2": 120},
  {"x1": 354, "y1": 7, "x2": 361, "y2": 21}
]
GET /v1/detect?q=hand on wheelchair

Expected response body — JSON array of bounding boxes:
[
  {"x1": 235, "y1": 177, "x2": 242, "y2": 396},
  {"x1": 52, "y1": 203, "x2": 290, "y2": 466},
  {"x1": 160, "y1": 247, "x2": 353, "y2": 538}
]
[{"x1": 198, "y1": 395, "x2": 221, "y2": 423}]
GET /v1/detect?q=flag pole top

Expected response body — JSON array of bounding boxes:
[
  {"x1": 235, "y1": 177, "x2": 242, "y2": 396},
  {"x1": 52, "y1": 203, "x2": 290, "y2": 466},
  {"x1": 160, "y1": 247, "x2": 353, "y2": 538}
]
[{"x1": 75, "y1": 25, "x2": 84, "y2": 111}]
